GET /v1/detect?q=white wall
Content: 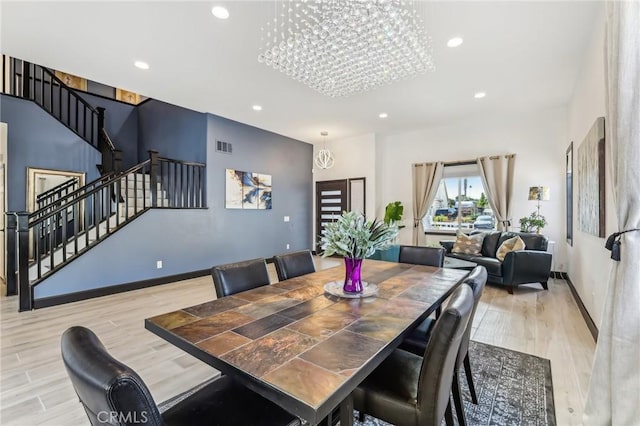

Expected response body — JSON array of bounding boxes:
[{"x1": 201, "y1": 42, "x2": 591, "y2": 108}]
[
  {"x1": 376, "y1": 107, "x2": 569, "y2": 269},
  {"x1": 311, "y1": 3, "x2": 608, "y2": 330},
  {"x1": 312, "y1": 133, "x2": 377, "y2": 244},
  {"x1": 566, "y1": 4, "x2": 613, "y2": 328}
]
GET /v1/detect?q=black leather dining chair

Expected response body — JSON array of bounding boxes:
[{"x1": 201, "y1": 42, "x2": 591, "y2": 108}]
[
  {"x1": 353, "y1": 284, "x2": 474, "y2": 426},
  {"x1": 61, "y1": 326, "x2": 300, "y2": 426},
  {"x1": 399, "y1": 245, "x2": 446, "y2": 267},
  {"x1": 400, "y1": 266, "x2": 488, "y2": 426},
  {"x1": 211, "y1": 258, "x2": 270, "y2": 298},
  {"x1": 273, "y1": 250, "x2": 316, "y2": 281},
  {"x1": 399, "y1": 245, "x2": 447, "y2": 320}
]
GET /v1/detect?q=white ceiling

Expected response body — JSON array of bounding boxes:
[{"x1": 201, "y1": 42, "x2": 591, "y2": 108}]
[{"x1": 1, "y1": 1, "x2": 601, "y2": 144}]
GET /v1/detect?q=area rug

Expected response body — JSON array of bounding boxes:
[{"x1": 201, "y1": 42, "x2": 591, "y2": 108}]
[
  {"x1": 159, "y1": 341, "x2": 555, "y2": 426},
  {"x1": 352, "y1": 341, "x2": 556, "y2": 426}
]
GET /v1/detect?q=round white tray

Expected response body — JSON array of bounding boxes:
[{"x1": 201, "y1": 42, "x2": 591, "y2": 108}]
[{"x1": 323, "y1": 281, "x2": 379, "y2": 299}]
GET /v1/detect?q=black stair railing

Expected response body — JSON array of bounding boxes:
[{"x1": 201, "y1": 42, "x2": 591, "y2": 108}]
[
  {"x1": 30, "y1": 172, "x2": 116, "y2": 259},
  {"x1": 29, "y1": 161, "x2": 151, "y2": 278},
  {"x1": 5, "y1": 150, "x2": 206, "y2": 311},
  {"x1": 98, "y1": 119, "x2": 122, "y2": 174},
  {"x1": 158, "y1": 156, "x2": 206, "y2": 208},
  {"x1": 36, "y1": 177, "x2": 80, "y2": 211},
  {"x1": 2, "y1": 55, "x2": 100, "y2": 147},
  {"x1": 1, "y1": 55, "x2": 121, "y2": 174},
  {"x1": 31, "y1": 172, "x2": 115, "y2": 220}
]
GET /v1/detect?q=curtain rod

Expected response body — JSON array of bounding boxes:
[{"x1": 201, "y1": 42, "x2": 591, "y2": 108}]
[
  {"x1": 413, "y1": 154, "x2": 515, "y2": 168},
  {"x1": 443, "y1": 160, "x2": 476, "y2": 167}
]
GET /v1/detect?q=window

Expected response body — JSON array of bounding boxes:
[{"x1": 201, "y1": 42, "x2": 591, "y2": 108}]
[{"x1": 422, "y1": 164, "x2": 495, "y2": 233}]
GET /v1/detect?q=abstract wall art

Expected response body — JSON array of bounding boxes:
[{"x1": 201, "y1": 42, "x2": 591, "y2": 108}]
[
  {"x1": 54, "y1": 71, "x2": 87, "y2": 91},
  {"x1": 225, "y1": 169, "x2": 272, "y2": 210},
  {"x1": 577, "y1": 117, "x2": 605, "y2": 237}
]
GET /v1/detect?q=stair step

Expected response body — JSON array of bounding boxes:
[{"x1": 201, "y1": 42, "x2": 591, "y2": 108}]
[
  {"x1": 28, "y1": 215, "x2": 122, "y2": 283},
  {"x1": 123, "y1": 191, "x2": 168, "y2": 200},
  {"x1": 122, "y1": 179, "x2": 162, "y2": 189},
  {"x1": 27, "y1": 170, "x2": 182, "y2": 284}
]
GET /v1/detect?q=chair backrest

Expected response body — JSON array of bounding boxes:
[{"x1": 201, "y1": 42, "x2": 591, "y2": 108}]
[
  {"x1": 456, "y1": 266, "x2": 488, "y2": 367},
  {"x1": 211, "y1": 258, "x2": 270, "y2": 298},
  {"x1": 399, "y1": 245, "x2": 445, "y2": 267},
  {"x1": 273, "y1": 250, "x2": 316, "y2": 281},
  {"x1": 61, "y1": 326, "x2": 163, "y2": 426},
  {"x1": 416, "y1": 284, "x2": 474, "y2": 425},
  {"x1": 475, "y1": 231, "x2": 549, "y2": 257}
]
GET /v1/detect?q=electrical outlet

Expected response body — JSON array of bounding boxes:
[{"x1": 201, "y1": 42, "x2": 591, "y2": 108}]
[
  {"x1": 286, "y1": 244, "x2": 290, "y2": 250},
  {"x1": 284, "y1": 216, "x2": 290, "y2": 222},
  {"x1": 156, "y1": 260, "x2": 163, "y2": 269}
]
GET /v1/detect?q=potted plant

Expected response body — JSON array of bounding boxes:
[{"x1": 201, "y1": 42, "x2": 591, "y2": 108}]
[
  {"x1": 384, "y1": 201, "x2": 405, "y2": 228},
  {"x1": 519, "y1": 211, "x2": 547, "y2": 233},
  {"x1": 320, "y1": 211, "x2": 398, "y2": 293}
]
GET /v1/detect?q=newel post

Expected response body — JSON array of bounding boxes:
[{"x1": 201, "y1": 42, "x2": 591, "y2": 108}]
[
  {"x1": 149, "y1": 150, "x2": 159, "y2": 207},
  {"x1": 96, "y1": 107, "x2": 106, "y2": 137},
  {"x1": 15, "y1": 212, "x2": 32, "y2": 311},
  {"x1": 96, "y1": 107, "x2": 106, "y2": 150},
  {"x1": 96, "y1": 107, "x2": 108, "y2": 171},
  {"x1": 5, "y1": 213, "x2": 17, "y2": 296}
]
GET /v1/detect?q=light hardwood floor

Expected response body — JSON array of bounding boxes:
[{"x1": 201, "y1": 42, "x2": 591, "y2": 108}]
[{"x1": 0, "y1": 258, "x2": 595, "y2": 425}]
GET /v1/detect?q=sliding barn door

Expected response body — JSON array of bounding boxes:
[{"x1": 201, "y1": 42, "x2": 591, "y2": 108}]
[{"x1": 315, "y1": 180, "x2": 348, "y2": 252}]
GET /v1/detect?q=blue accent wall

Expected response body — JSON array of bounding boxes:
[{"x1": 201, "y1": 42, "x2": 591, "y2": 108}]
[
  {"x1": 205, "y1": 114, "x2": 313, "y2": 262},
  {"x1": 1, "y1": 95, "x2": 101, "y2": 211},
  {"x1": 137, "y1": 99, "x2": 206, "y2": 164},
  {"x1": 81, "y1": 93, "x2": 139, "y2": 169},
  {"x1": 33, "y1": 110, "x2": 313, "y2": 299},
  {"x1": 34, "y1": 209, "x2": 215, "y2": 298}
]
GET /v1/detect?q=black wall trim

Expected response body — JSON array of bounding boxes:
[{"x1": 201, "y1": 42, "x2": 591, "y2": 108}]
[
  {"x1": 32, "y1": 268, "x2": 210, "y2": 309},
  {"x1": 565, "y1": 273, "x2": 598, "y2": 342}
]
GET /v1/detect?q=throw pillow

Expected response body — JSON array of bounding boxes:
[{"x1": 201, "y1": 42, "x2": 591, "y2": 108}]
[
  {"x1": 452, "y1": 232, "x2": 484, "y2": 255},
  {"x1": 496, "y1": 236, "x2": 526, "y2": 261}
]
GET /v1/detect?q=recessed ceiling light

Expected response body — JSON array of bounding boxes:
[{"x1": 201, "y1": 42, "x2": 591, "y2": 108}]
[
  {"x1": 211, "y1": 6, "x2": 229, "y2": 19},
  {"x1": 447, "y1": 37, "x2": 464, "y2": 48},
  {"x1": 252, "y1": 105, "x2": 262, "y2": 111},
  {"x1": 134, "y1": 61, "x2": 149, "y2": 70},
  {"x1": 379, "y1": 113, "x2": 388, "y2": 119},
  {"x1": 474, "y1": 92, "x2": 486, "y2": 99}
]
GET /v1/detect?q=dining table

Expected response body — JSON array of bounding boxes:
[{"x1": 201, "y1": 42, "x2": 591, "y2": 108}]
[{"x1": 145, "y1": 259, "x2": 470, "y2": 426}]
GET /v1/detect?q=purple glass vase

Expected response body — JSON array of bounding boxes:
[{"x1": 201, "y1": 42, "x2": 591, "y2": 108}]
[{"x1": 343, "y1": 258, "x2": 364, "y2": 293}]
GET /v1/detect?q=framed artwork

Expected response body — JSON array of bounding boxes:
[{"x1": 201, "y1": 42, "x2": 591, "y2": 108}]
[
  {"x1": 577, "y1": 117, "x2": 605, "y2": 238},
  {"x1": 257, "y1": 174, "x2": 272, "y2": 210},
  {"x1": 116, "y1": 88, "x2": 140, "y2": 105},
  {"x1": 225, "y1": 169, "x2": 272, "y2": 210},
  {"x1": 242, "y1": 172, "x2": 259, "y2": 209},
  {"x1": 26, "y1": 167, "x2": 85, "y2": 259},
  {"x1": 225, "y1": 169, "x2": 243, "y2": 209},
  {"x1": 54, "y1": 71, "x2": 87, "y2": 91},
  {"x1": 566, "y1": 142, "x2": 573, "y2": 246}
]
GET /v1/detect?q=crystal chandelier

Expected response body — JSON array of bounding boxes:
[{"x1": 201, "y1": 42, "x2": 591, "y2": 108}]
[
  {"x1": 315, "y1": 131, "x2": 335, "y2": 169},
  {"x1": 257, "y1": 0, "x2": 435, "y2": 98}
]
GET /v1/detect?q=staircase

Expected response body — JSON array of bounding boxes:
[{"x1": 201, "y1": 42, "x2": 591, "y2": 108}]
[
  {"x1": 2, "y1": 55, "x2": 206, "y2": 311},
  {"x1": 119, "y1": 172, "x2": 169, "y2": 217},
  {"x1": 1, "y1": 55, "x2": 122, "y2": 174},
  {"x1": 27, "y1": 172, "x2": 169, "y2": 283}
]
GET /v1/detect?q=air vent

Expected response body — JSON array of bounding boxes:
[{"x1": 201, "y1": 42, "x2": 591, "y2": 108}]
[{"x1": 216, "y1": 140, "x2": 232, "y2": 154}]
